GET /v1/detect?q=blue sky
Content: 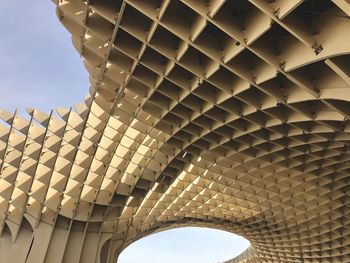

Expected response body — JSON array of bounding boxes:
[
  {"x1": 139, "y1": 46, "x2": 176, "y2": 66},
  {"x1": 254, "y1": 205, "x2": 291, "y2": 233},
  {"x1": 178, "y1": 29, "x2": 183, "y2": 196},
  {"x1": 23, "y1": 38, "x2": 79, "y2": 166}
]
[
  {"x1": 0, "y1": 1, "x2": 250, "y2": 262},
  {"x1": 0, "y1": 1, "x2": 88, "y2": 113},
  {"x1": 119, "y1": 227, "x2": 250, "y2": 263}
]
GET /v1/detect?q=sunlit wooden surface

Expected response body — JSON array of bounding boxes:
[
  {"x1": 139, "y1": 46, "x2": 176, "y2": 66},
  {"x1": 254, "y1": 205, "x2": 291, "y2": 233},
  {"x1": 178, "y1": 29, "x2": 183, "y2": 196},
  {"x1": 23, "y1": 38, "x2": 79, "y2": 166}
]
[{"x1": 1, "y1": 0, "x2": 350, "y2": 262}]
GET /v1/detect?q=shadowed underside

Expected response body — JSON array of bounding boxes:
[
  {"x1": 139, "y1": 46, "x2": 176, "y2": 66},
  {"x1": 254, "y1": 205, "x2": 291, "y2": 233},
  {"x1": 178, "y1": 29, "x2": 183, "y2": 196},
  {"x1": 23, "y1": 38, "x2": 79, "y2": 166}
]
[{"x1": 1, "y1": 0, "x2": 350, "y2": 262}]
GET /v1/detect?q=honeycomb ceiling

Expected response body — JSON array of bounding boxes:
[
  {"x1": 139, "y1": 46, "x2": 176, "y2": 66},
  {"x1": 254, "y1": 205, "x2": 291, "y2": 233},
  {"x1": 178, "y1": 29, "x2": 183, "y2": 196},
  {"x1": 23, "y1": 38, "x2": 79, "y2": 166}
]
[{"x1": 1, "y1": 0, "x2": 350, "y2": 262}]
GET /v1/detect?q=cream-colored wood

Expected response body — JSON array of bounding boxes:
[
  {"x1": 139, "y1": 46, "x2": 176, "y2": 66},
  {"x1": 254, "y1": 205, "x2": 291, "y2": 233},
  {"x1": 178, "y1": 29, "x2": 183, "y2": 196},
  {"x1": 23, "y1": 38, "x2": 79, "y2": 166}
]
[{"x1": 2, "y1": 0, "x2": 350, "y2": 262}]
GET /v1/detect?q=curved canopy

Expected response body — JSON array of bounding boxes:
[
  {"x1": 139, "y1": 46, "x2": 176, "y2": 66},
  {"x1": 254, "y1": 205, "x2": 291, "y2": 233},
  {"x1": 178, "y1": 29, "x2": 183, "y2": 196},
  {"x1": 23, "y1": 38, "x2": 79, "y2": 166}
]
[{"x1": 1, "y1": 0, "x2": 350, "y2": 262}]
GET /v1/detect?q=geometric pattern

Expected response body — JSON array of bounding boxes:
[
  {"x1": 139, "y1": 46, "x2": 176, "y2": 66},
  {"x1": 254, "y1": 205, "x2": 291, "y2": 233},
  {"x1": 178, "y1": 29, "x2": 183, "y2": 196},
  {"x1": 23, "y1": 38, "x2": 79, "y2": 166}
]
[{"x1": 1, "y1": 0, "x2": 350, "y2": 262}]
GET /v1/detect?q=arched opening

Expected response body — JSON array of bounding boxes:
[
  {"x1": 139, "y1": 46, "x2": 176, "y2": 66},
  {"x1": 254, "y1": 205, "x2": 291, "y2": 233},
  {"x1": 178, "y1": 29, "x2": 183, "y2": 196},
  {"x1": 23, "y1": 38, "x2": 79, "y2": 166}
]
[{"x1": 118, "y1": 227, "x2": 250, "y2": 263}]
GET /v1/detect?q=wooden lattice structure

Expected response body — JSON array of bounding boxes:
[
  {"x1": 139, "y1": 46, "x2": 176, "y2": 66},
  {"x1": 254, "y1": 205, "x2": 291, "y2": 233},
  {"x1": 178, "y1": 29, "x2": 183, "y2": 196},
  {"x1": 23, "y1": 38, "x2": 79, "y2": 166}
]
[{"x1": 1, "y1": 0, "x2": 350, "y2": 262}]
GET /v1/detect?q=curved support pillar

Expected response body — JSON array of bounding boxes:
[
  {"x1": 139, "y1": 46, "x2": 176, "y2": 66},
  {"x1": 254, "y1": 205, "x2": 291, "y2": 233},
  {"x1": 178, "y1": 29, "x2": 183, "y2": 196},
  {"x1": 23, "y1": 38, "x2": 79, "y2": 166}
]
[
  {"x1": 0, "y1": 217, "x2": 114, "y2": 263},
  {"x1": 105, "y1": 239, "x2": 124, "y2": 263},
  {"x1": 0, "y1": 225, "x2": 34, "y2": 262}
]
